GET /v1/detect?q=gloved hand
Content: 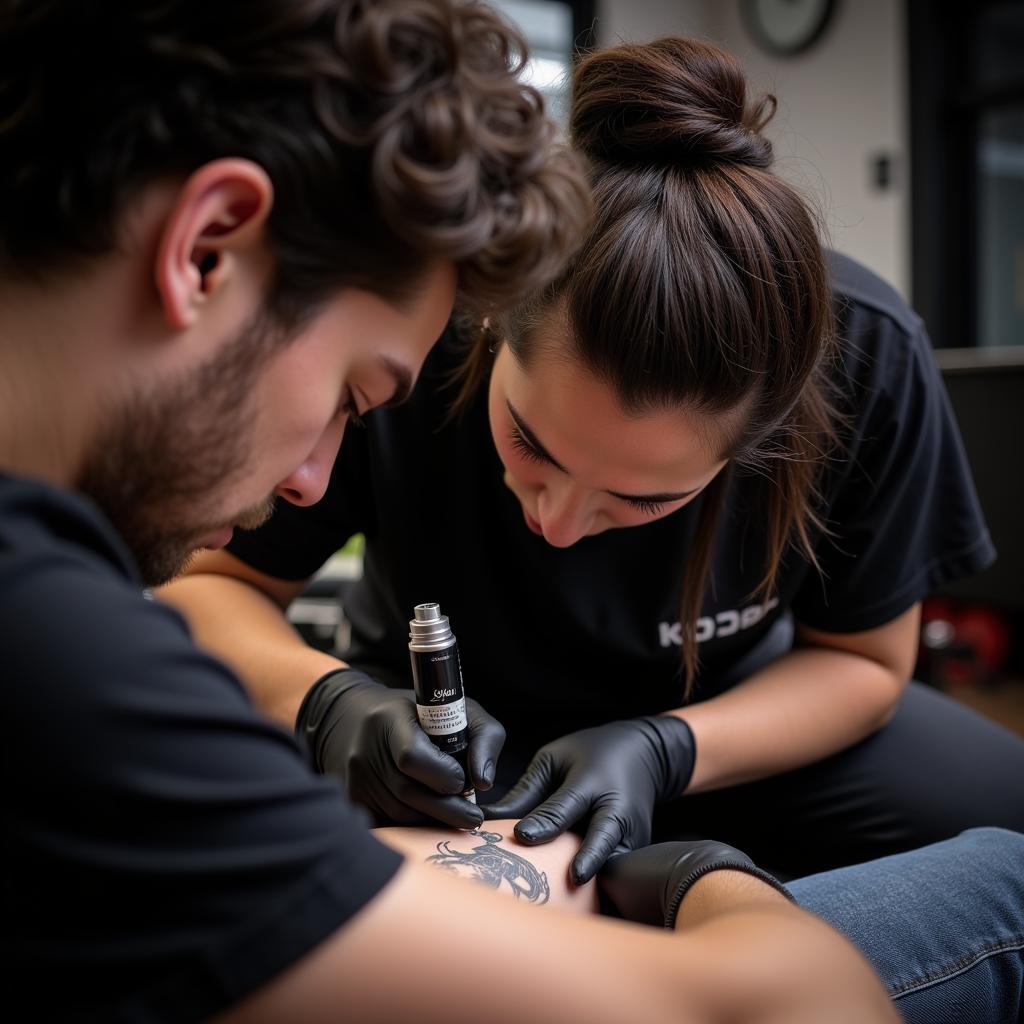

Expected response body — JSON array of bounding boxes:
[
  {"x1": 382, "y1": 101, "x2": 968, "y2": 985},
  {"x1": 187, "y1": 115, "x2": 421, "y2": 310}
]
[
  {"x1": 599, "y1": 840, "x2": 795, "y2": 929},
  {"x1": 483, "y1": 716, "x2": 696, "y2": 884},
  {"x1": 296, "y1": 668, "x2": 506, "y2": 829}
]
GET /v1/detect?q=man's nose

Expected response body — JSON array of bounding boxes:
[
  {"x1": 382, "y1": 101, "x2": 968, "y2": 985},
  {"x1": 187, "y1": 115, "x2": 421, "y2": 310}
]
[
  {"x1": 274, "y1": 420, "x2": 345, "y2": 507},
  {"x1": 536, "y1": 480, "x2": 593, "y2": 548}
]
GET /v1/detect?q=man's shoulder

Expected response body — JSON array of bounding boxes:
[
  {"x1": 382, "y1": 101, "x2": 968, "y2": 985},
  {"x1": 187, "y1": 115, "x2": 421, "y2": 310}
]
[
  {"x1": 1, "y1": 473, "x2": 148, "y2": 628},
  {"x1": 0, "y1": 472, "x2": 136, "y2": 584},
  {"x1": 1, "y1": 477, "x2": 403, "y2": 1022},
  {"x1": 0, "y1": 473, "x2": 245, "y2": 722}
]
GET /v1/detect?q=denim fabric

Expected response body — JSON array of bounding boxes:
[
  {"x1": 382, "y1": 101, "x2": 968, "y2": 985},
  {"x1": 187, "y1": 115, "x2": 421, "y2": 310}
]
[{"x1": 790, "y1": 828, "x2": 1024, "y2": 1023}]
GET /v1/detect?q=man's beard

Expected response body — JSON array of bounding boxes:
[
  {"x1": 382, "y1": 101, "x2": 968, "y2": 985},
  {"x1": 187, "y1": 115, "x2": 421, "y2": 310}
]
[{"x1": 76, "y1": 311, "x2": 287, "y2": 586}]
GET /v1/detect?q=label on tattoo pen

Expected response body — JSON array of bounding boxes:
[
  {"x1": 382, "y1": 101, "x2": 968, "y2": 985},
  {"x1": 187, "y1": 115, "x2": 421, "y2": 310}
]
[
  {"x1": 416, "y1": 696, "x2": 468, "y2": 735},
  {"x1": 409, "y1": 643, "x2": 469, "y2": 755}
]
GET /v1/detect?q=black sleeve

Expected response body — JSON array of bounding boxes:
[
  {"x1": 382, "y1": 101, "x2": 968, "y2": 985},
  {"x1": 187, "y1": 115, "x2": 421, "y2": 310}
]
[
  {"x1": 226, "y1": 421, "x2": 374, "y2": 581},
  {"x1": 791, "y1": 317, "x2": 996, "y2": 633},
  {"x1": 7, "y1": 554, "x2": 402, "y2": 1022}
]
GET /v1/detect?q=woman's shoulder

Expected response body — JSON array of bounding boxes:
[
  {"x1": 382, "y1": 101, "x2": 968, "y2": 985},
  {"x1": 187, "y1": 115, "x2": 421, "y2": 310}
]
[
  {"x1": 826, "y1": 250, "x2": 921, "y2": 340},
  {"x1": 825, "y1": 250, "x2": 936, "y2": 400}
]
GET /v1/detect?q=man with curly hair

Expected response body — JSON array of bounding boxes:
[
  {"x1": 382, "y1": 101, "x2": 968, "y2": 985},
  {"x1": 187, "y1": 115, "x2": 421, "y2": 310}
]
[{"x1": 3, "y1": 3, "x2": 1018, "y2": 1023}]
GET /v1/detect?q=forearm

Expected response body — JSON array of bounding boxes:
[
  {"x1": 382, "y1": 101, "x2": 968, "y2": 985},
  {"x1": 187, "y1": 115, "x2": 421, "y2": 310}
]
[
  {"x1": 158, "y1": 573, "x2": 342, "y2": 726},
  {"x1": 374, "y1": 819, "x2": 598, "y2": 915},
  {"x1": 218, "y1": 854, "x2": 895, "y2": 1024},
  {"x1": 674, "y1": 646, "x2": 906, "y2": 793}
]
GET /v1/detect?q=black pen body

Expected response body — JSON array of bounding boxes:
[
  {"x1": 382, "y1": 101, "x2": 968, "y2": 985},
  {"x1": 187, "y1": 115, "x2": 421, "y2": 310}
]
[{"x1": 408, "y1": 602, "x2": 474, "y2": 798}]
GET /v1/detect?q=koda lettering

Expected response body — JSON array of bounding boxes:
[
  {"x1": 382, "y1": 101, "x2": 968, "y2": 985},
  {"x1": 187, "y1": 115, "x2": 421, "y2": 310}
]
[{"x1": 658, "y1": 597, "x2": 779, "y2": 648}]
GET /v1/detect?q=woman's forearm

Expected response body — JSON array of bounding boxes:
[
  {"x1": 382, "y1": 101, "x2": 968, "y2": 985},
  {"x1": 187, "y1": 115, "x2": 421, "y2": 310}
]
[
  {"x1": 158, "y1": 571, "x2": 344, "y2": 727},
  {"x1": 674, "y1": 645, "x2": 907, "y2": 794}
]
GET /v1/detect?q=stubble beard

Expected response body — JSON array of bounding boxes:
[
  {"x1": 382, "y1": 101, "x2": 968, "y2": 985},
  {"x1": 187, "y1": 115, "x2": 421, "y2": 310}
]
[{"x1": 76, "y1": 310, "x2": 288, "y2": 586}]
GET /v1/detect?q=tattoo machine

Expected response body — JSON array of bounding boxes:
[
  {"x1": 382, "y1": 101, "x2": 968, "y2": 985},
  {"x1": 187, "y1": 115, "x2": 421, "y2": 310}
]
[{"x1": 408, "y1": 602, "x2": 476, "y2": 803}]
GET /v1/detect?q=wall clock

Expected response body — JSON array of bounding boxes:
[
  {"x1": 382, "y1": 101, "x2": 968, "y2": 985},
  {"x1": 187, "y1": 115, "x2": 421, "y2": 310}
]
[{"x1": 741, "y1": 0, "x2": 837, "y2": 56}]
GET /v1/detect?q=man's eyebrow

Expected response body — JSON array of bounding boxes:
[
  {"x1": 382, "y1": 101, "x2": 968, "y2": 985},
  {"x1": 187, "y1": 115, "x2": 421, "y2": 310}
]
[
  {"x1": 506, "y1": 400, "x2": 699, "y2": 504},
  {"x1": 379, "y1": 356, "x2": 413, "y2": 407}
]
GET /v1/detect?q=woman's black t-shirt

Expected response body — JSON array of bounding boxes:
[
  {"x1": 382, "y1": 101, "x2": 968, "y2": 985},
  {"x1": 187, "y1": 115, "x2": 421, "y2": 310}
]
[{"x1": 228, "y1": 252, "x2": 994, "y2": 759}]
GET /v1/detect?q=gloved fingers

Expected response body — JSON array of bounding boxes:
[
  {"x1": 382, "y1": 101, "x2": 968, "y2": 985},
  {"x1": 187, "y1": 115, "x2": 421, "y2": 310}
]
[
  {"x1": 570, "y1": 804, "x2": 632, "y2": 885},
  {"x1": 388, "y1": 777, "x2": 484, "y2": 830},
  {"x1": 480, "y1": 757, "x2": 553, "y2": 820},
  {"x1": 465, "y1": 700, "x2": 506, "y2": 791},
  {"x1": 351, "y1": 778, "x2": 483, "y2": 830},
  {"x1": 388, "y1": 715, "x2": 468, "y2": 795},
  {"x1": 348, "y1": 777, "x2": 430, "y2": 827},
  {"x1": 596, "y1": 848, "x2": 667, "y2": 926},
  {"x1": 513, "y1": 783, "x2": 593, "y2": 845}
]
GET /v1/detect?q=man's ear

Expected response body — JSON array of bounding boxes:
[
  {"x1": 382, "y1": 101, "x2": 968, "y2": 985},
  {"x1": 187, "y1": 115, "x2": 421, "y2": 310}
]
[{"x1": 154, "y1": 159, "x2": 274, "y2": 330}]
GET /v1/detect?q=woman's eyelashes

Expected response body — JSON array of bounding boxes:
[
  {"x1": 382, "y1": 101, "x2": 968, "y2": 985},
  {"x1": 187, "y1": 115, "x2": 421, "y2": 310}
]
[
  {"x1": 623, "y1": 497, "x2": 666, "y2": 516},
  {"x1": 508, "y1": 425, "x2": 667, "y2": 516},
  {"x1": 509, "y1": 424, "x2": 546, "y2": 465}
]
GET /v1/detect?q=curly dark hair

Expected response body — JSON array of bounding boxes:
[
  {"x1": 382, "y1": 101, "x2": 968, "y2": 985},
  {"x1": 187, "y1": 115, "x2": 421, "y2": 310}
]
[{"x1": 0, "y1": 0, "x2": 590, "y2": 322}]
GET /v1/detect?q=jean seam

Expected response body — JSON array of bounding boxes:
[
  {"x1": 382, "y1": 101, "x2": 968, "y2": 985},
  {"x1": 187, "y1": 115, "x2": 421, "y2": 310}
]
[{"x1": 889, "y1": 935, "x2": 1024, "y2": 1000}]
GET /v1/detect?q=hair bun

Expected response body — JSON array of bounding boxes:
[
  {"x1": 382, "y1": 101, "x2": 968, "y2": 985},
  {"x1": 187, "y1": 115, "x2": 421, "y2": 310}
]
[{"x1": 570, "y1": 37, "x2": 774, "y2": 170}]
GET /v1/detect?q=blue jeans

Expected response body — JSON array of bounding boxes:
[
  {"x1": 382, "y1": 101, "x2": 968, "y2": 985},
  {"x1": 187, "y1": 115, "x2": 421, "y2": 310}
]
[{"x1": 789, "y1": 828, "x2": 1024, "y2": 1023}]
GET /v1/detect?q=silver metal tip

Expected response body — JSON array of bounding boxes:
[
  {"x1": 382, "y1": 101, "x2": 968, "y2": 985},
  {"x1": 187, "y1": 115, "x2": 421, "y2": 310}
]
[{"x1": 413, "y1": 603, "x2": 441, "y2": 622}]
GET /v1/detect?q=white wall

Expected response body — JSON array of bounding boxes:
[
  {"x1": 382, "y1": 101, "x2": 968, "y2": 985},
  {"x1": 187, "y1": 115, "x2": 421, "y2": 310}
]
[
  {"x1": 598, "y1": 0, "x2": 713, "y2": 42},
  {"x1": 595, "y1": 0, "x2": 909, "y2": 297}
]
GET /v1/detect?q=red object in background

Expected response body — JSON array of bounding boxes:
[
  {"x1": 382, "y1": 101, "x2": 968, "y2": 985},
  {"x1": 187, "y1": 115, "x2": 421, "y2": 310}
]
[
  {"x1": 954, "y1": 607, "x2": 1011, "y2": 675},
  {"x1": 919, "y1": 598, "x2": 1012, "y2": 688}
]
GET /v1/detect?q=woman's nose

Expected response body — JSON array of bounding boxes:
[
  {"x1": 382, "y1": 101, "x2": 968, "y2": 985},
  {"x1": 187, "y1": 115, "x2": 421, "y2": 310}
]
[{"x1": 536, "y1": 480, "x2": 593, "y2": 548}]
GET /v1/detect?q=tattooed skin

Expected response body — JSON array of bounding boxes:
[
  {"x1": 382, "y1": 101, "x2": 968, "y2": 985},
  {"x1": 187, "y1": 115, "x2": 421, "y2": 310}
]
[{"x1": 426, "y1": 830, "x2": 550, "y2": 905}]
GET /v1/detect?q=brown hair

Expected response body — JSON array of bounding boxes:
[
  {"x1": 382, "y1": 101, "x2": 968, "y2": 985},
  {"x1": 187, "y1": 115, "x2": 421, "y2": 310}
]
[
  {"x1": 454, "y1": 37, "x2": 840, "y2": 695},
  {"x1": 0, "y1": 0, "x2": 590, "y2": 324}
]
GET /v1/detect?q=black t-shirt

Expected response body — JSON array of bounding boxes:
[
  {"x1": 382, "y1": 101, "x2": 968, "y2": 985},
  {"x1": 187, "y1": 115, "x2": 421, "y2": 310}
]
[
  {"x1": 228, "y1": 252, "x2": 994, "y2": 762},
  {"x1": 2, "y1": 474, "x2": 402, "y2": 1022}
]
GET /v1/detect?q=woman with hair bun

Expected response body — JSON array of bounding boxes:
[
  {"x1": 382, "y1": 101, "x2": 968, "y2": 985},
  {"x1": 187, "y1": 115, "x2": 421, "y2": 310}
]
[{"x1": 170, "y1": 36, "x2": 1024, "y2": 887}]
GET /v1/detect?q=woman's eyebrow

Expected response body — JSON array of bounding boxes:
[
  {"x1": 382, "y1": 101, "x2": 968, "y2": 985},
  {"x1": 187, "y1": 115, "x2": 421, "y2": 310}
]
[
  {"x1": 506, "y1": 399, "x2": 700, "y2": 504},
  {"x1": 506, "y1": 400, "x2": 569, "y2": 472},
  {"x1": 606, "y1": 485, "x2": 700, "y2": 503}
]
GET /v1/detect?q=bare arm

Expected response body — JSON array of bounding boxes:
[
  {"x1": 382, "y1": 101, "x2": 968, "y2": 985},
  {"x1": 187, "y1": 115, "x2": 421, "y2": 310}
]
[
  {"x1": 374, "y1": 819, "x2": 598, "y2": 915},
  {"x1": 676, "y1": 604, "x2": 920, "y2": 793},
  {"x1": 158, "y1": 549, "x2": 341, "y2": 726},
  {"x1": 163, "y1": 550, "x2": 505, "y2": 831},
  {"x1": 212, "y1": 844, "x2": 897, "y2": 1024},
  {"x1": 674, "y1": 870, "x2": 898, "y2": 1024}
]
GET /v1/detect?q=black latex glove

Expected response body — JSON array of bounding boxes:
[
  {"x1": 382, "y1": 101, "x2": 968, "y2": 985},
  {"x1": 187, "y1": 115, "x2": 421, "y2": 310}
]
[
  {"x1": 296, "y1": 668, "x2": 506, "y2": 829},
  {"x1": 599, "y1": 840, "x2": 795, "y2": 929},
  {"x1": 483, "y1": 716, "x2": 696, "y2": 884}
]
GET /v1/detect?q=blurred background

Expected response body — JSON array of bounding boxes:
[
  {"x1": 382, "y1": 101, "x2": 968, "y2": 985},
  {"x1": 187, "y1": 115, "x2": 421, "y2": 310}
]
[{"x1": 293, "y1": 0, "x2": 1024, "y2": 733}]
